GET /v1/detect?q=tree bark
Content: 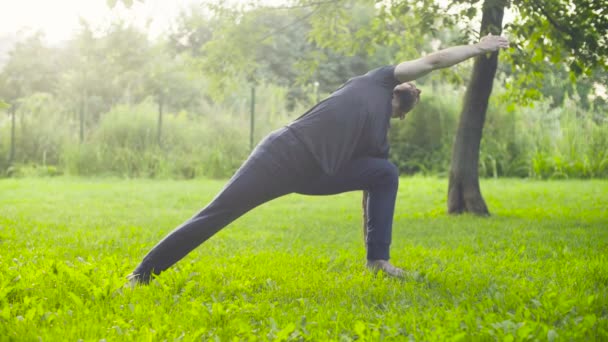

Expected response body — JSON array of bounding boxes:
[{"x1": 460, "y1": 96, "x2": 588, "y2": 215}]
[
  {"x1": 447, "y1": 0, "x2": 505, "y2": 215},
  {"x1": 9, "y1": 106, "x2": 15, "y2": 165},
  {"x1": 157, "y1": 95, "x2": 163, "y2": 147},
  {"x1": 79, "y1": 93, "x2": 86, "y2": 144}
]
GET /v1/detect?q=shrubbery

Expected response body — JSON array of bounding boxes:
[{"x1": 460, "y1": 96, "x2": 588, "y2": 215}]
[
  {"x1": 1, "y1": 84, "x2": 607, "y2": 179},
  {"x1": 389, "y1": 85, "x2": 608, "y2": 179}
]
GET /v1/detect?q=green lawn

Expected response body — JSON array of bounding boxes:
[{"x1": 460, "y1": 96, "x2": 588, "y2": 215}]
[{"x1": 1, "y1": 177, "x2": 607, "y2": 341}]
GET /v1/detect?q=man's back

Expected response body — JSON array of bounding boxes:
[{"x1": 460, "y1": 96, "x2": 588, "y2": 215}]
[{"x1": 288, "y1": 66, "x2": 399, "y2": 175}]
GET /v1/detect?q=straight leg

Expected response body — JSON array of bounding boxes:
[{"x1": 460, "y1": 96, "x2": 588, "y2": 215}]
[
  {"x1": 131, "y1": 127, "x2": 319, "y2": 283},
  {"x1": 131, "y1": 156, "x2": 297, "y2": 283}
]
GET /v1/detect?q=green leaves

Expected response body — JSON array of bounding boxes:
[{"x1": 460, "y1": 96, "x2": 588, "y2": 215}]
[
  {"x1": 0, "y1": 99, "x2": 9, "y2": 110},
  {"x1": 510, "y1": 0, "x2": 608, "y2": 77}
]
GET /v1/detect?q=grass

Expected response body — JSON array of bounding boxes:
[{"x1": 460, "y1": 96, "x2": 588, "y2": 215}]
[{"x1": 0, "y1": 177, "x2": 607, "y2": 341}]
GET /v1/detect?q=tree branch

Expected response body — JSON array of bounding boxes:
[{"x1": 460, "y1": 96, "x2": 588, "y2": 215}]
[
  {"x1": 534, "y1": 3, "x2": 572, "y2": 38},
  {"x1": 258, "y1": 6, "x2": 321, "y2": 43}
]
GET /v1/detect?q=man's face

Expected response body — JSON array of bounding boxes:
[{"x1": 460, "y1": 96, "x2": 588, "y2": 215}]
[{"x1": 391, "y1": 82, "x2": 421, "y2": 119}]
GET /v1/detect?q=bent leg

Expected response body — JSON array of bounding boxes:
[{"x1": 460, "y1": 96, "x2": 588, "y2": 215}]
[
  {"x1": 296, "y1": 158, "x2": 399, "y2": 261},
  {"x1": 132, "y1": 157, "x2": 298, "y2": 283}
]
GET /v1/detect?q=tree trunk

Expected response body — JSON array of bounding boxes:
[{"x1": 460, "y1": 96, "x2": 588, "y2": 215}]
[
  {"x1": 79, "y1": 94, "x2": 86, "y2": 144},
  {"x1": 9, "y1": 106, "x2": 15, "y2": 165},
  {"x1": 157, "y1": 96, "x2": 163, "y2": 147},
  {"x1": 447, "y1": 0, "x2": 505, "y2": 215}
]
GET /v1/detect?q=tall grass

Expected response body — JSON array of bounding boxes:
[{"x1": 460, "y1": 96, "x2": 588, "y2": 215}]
[
  {"x1": 389, "y1": 85, "x2": 459, "y2": 176},
  {"x1": 62, "y1": 105, "x2": 241, "y2": 178},
  {"x1": 0, "y1": 93, "x2": 71, "y2": 176},
  {"x1": 0, "y1": 84, "x2": 607, "y2": 179},
  {"x1": 527, "y1": 96, "x2": 608, "y2": 178},
  {"x1": 394, "y1": 85, "x2": 608, "y2": 179}
]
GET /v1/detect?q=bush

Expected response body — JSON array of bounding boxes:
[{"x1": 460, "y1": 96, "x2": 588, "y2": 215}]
[
  {"x1": 61, "y1": 101, "x2": 249, "y2": 178},
  {"x1": 0, "y1": 93, "x2": 71, "y2": 175},
  {"x1": 388, "y1": 84, "x2": 608, "y2": 180},
  {"x1": 389, "y1": 84, "x2": 459, "y2": 176},
  {"x1": 59, "y1": 85, "x2": 307, "y2": 179},
  {"x1": 528, "y1": 96, "x2": 608, "y2": 179},
  {"x1": 6, "y1": 164, "x2": 62, "y2": 177},
  {"x1": 1, "y1": 83, "x2": 606, "y2": 180}
]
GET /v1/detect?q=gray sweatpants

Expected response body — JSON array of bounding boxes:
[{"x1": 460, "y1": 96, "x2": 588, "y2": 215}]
[{"x1": 131, "y1": 127, "x2": 399, "y2": 283}]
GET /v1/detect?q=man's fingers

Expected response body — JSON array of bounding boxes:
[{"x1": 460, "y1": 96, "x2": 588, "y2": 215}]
[
  {"x1": 494, "y1": 36, "x2": 509, "y2": 48},
  {"x1": 479, "y1": 34, "x2": 509, "y2": 51}
]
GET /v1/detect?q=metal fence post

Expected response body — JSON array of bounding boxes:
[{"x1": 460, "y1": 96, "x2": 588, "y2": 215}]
[
  {"x1": 250, "y1": 86, "x2": 256, "y2": 151},
  {"x1": 9, "y1": 106, "x2": 15, "y2": 165}
]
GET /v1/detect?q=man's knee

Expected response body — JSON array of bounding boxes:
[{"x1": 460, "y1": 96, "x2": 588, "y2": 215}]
[{"x1": 375, "y1": 160, "x2": 399, "y2": 187}]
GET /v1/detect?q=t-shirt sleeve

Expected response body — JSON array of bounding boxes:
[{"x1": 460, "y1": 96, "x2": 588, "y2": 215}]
[{"x1": 366, "y1": 65, "x2": 400, "y2": 89}]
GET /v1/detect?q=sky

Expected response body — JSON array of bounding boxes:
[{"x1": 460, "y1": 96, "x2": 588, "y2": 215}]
[
  {"x1": 0, "y1": 0, "x2": 604, "y2": 97},
  {"x1": 0, "y1": 0, "x2": 200, "y2": 43},
  {"x1": 0, "y1": 0, "x2": 513, "y2": 44}
]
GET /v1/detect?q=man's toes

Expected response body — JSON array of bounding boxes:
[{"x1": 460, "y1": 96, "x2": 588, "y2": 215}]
[
  {"x1": 366, "y1": 260, "x2": 406, "y2": 278},
  {"x1": 386, "y1": 265, "x2": 405, "y2": 278}
]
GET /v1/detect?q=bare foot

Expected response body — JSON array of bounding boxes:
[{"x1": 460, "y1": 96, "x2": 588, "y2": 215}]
[
  {"x1": 366, "y1": 260, "x2": 405, "y2": 278},
  {"x1": 126, "y1": 273, "x2": 149, "y2": 287}
]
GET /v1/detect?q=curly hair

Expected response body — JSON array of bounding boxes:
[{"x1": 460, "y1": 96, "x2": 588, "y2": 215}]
[{"x1": 395, "y1": 87, "x2": 421, "y2": 113}]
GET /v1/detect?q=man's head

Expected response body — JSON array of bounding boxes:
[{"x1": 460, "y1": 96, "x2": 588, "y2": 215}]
[{"x1": 392, "y1": 82, "x2": 421, "y2": 119}]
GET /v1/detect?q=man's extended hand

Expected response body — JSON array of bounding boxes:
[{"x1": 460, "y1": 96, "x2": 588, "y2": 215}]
[
  {"x1": 395, "y1": 33, "x2": 510, "y2": 82},
  {"x1": 477, "y1": 33, "x2": 509, "y2": 53}
]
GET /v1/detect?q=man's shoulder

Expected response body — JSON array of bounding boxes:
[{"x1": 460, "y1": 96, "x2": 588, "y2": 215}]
[
  {"x1": 363, "y1": 65, "x2": 399, "y2": 88},
  {"x1": 368, "y1": 65, "x2": 396, "y2": 74}
]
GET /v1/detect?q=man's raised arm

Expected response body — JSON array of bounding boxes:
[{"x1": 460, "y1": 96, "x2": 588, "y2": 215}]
[{"x1": 394, "y1": 34, "x2": 509, "y2": 83}]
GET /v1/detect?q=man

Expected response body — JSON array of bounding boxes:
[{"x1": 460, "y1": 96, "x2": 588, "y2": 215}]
[{"x1": 129, "y1": 34, "x2": 509, "y2": 284}]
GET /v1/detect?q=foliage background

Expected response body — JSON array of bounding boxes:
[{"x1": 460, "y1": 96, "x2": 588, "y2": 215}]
[{"x1": 0, "y1": 1, "x2": 607, "y2": 179}]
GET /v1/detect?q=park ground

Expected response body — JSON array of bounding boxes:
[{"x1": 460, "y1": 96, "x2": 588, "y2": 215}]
[{"x1": 0, "y1": 177, "x2": 607, "y2": 340}]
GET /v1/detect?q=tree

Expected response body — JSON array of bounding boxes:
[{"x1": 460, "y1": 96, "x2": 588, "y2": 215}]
[
  {"x1": 537, "y1": 65, "x2": 608, "y2": 111},
  {"x1": 168, "y1": 5, "x2": 215, "y2": 57},
  {"x1": 299, "y1": 0, "x2": 607, "y2": 215},
  {"x1": 59, "y1": 24, "x2": 97, "y2": 143},
  {"x1": 111, "y1": 0, "x2": 607, "y2": 196},
  {"x1": 58, "y1": 21, "x2": 151, "y2": 143},
  {"x1": 100, "y1": 22, "x2": 151, "y2": 107},
  {"x1": 197, "y1": 1, "x2": 402, "y2": 107},
  {"x1": 11, "y1": 92, "x2": 65, "y2": 166},
  {"x1": 144, "y1": 44, "x2": 201, "y2": 147},
  {"x1": 446, "y1": 0, "x2": 607, "y2": 214},
  {"x1": 448, "y1": 0, "x2": 506, "y2": 215},
  {"x1": 0, "y1": 90, "x2": 16, "y2": 167},
  {"x1": 0, "y1": 33, "x2": 59, "y2": 166}
]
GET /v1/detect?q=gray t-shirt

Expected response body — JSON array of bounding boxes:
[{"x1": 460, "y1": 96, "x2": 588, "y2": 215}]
[{"x1": 287, "y1": 65, "x2": 399, "y2": 175}]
